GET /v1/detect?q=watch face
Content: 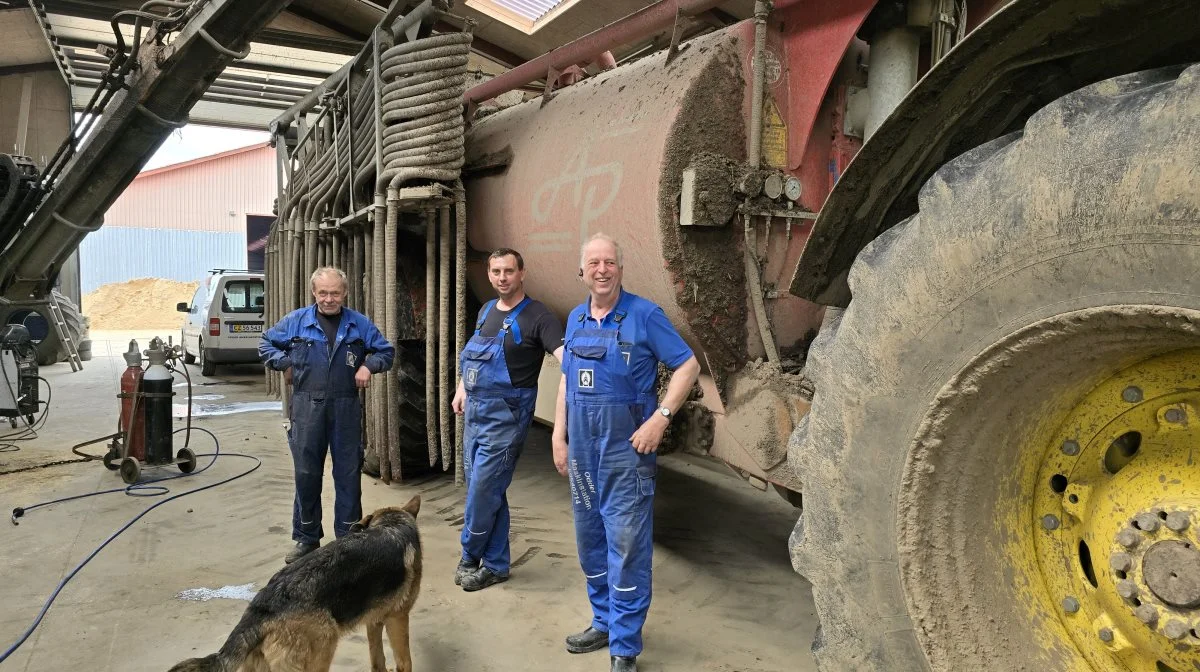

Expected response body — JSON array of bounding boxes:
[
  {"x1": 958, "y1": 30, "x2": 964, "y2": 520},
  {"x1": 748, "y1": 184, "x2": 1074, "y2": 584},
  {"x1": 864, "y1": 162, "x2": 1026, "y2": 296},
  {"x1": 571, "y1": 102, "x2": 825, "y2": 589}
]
[{"x1": 660, "y1": 407, "x2": 670, "y2": 416}]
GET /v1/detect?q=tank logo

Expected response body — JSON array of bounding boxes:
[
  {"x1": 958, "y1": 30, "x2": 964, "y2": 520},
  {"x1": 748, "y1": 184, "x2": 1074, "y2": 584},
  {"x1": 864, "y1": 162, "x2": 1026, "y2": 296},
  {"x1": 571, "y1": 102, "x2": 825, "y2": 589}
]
[
  {"x1": 531, "y1": 147, "x2": 623, "y2": 243},
  {"x1": 578, "y1": 368, "x2": 594, "y2": 389},
  {"x1": 466, "y1": 368, "x2": 478, "y2": 386}
]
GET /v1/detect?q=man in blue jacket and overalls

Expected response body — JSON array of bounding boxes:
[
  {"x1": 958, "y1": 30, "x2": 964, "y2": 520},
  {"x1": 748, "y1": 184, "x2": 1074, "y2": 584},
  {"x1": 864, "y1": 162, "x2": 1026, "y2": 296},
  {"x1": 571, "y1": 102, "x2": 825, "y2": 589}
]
[
  {"x1": 552, "y1": 233, "x2": 700, "y2": 672},
  {"x1": 259, "y1": 266, "x2": 394, "y2": 564},
  {"x1": 452, "y1": 248, "x2": 564, "y2": 591}
]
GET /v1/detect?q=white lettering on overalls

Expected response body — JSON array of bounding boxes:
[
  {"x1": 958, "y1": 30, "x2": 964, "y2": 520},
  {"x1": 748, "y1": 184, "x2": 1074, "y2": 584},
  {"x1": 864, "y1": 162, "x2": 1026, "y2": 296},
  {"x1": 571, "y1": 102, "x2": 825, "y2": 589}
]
[{"x1": 570, "y1": 459, "x2": 592, "y2": 511}]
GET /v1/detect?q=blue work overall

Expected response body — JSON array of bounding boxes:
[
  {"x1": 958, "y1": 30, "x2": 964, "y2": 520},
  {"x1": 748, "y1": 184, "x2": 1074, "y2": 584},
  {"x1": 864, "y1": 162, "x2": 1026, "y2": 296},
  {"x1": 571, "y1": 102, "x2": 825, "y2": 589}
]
[
  {"x1": 460, "y1": 298, "x2": 538, "y2": 575},
  {"x1": 564, "y1": 305, "x2": 658, "y2": 658}
]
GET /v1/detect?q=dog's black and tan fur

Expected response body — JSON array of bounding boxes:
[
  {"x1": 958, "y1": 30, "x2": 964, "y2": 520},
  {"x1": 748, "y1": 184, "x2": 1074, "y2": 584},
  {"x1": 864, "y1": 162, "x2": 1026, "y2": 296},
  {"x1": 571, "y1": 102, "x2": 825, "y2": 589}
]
[{"x1": 169, "y1": 495, "x2": 423, "y2": 672}]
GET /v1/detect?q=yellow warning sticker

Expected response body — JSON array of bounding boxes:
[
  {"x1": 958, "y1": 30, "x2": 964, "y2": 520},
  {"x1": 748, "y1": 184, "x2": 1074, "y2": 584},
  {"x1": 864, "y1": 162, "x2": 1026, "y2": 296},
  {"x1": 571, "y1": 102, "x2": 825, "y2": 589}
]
[{"x1": 761, "y1": 99, "x2": 788, "y2": 169}]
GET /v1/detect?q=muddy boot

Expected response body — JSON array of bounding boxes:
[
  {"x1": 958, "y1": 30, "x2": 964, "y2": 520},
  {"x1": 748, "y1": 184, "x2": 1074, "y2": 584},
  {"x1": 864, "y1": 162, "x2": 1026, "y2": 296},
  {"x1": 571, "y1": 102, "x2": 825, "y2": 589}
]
[
  {"x1": 565, "y1": 626, "x2": 608, "y2": 654},
  {"x1": 461, "y1": 566, "x2": 509, "y2": 592},
  {"x1": 455, "y1": 558, "x2": 477, "y2": 586},
  {"x1": 611, "y1": 656, "x2": 637, "y2": 672},
  {"x1": 284, "y1": 542, "x2": 318, "y2": 564}
]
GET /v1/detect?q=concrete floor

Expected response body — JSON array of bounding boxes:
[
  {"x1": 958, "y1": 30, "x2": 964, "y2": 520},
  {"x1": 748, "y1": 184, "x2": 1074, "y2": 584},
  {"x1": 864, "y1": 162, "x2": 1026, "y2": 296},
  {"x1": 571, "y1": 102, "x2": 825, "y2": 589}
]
[{"x1": 0, "y1": 331, "x2": 818, "y2": 672}]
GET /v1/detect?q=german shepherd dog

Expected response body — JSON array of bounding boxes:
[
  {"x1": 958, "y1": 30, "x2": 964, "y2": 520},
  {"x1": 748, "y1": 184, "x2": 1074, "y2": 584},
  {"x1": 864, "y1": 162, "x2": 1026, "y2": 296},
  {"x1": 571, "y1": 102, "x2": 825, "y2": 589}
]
[{"x1": 168, "y1": 495, "x2": 422, "y2": 672}]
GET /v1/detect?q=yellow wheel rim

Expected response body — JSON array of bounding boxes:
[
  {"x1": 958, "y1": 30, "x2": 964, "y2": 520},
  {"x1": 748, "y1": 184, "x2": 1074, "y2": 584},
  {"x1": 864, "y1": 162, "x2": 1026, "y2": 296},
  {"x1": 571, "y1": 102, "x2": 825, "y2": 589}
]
[{"x1": 1033, "y1": 349, "x2": 1200, "y2": 671}]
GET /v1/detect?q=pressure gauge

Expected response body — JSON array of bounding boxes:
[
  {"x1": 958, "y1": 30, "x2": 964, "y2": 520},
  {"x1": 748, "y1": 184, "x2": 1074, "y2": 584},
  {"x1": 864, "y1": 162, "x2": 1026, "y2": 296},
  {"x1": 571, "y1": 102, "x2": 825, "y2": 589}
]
[
  {"x1": 784, "y1": 176, "x2": 803, "y2": 202},
  {"x1": 763, "y1": 173, "x2": 784, "y2": 199}
]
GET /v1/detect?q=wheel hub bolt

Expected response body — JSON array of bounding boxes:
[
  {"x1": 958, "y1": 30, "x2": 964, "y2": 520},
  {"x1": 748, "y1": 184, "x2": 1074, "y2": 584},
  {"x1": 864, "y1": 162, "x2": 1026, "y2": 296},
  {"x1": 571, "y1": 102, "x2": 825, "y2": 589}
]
[
  {"x1": 1165, "y1": 511, "x2": 1190, "y2": 532},
  {"x1": 1061, "y1": 439, "x2": 1080, "y2": 456},
  {"x1": 1042, "y1": 514, "x2": 1060, "y2": 531},
  {"x1": 1164, "y1": 407, "x2": 1185, "y2": 423},
  {"x1": 1116, "y1": 580, "x2": 1139, "y2": 600},
  {"x1": 1110, "y1": 552, "x2": 1133, "y2": 573},
  {"x1": 1098, "y1": 627, "x2": 1114, "y2": 643},
  {"x1": 1118, "y1": 527, "x2": 1141, "y2": 548},
  {"x1": 1164, "y1": 620, "x2": 1188, "y2": 640},
  {"x1": 1135, "y1": 513, "x2": 1161, "y2": 533},
  {"x1": 1134, "y1": 604, "x2": 1158, "y2": 625},
  {"x1": 1061, "y1": 596, "x2": 1080, "y2": 614},
  {"x1": 1122, "y1": 386, "x2": 1143, "y2": 403}
]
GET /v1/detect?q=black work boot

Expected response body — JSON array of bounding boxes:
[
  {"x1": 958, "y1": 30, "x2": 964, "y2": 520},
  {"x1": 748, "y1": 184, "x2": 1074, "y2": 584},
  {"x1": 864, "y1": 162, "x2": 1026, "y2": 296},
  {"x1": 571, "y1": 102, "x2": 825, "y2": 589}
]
[
  {"x1": 611, "y1": 655, "x2": 637, "y2": 672},
  {"x1": 565, "y1": 626, "x2": 609, "y2": 654},
  {"x1": 284, "y1": 541, "x2": 318, "y2": 564},
  {"x1": 454, "y1": 558, "x2": 477, "y2": 586},
  {"x1": 461, "y1": 566, "x2": 509, "y2": 592}
]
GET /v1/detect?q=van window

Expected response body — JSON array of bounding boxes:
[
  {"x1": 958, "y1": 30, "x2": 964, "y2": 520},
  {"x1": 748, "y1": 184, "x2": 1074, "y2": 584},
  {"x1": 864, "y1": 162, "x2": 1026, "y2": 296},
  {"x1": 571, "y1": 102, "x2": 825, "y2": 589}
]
[
  {"x1": 190, "y1": 286, "x2": 205, "y2": 313},
  {"x1": 222, "y1": 280, "x2": 265, "y2": 314}
]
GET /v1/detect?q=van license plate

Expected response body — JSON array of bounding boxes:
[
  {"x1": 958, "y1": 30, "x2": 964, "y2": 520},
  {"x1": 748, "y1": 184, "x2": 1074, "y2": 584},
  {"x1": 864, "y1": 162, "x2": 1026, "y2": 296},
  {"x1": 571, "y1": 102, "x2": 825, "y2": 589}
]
[{"x1": 228, "y1": 323, "x2": 262, "y2": 333}]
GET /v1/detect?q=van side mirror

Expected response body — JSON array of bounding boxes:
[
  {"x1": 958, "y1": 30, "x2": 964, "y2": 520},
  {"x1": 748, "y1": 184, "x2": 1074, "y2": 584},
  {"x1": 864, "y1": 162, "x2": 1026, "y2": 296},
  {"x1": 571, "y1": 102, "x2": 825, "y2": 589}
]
[{"x1": 176, "y1": 302, "x2": 189, "y2": 312}]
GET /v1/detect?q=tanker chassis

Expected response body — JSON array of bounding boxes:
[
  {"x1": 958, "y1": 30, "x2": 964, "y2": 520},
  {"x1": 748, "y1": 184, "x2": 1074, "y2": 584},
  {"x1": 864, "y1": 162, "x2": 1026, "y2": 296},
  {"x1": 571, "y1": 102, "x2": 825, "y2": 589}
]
[{"x1": 261, "y1": 0, "x2": 1200, "y2": 670}]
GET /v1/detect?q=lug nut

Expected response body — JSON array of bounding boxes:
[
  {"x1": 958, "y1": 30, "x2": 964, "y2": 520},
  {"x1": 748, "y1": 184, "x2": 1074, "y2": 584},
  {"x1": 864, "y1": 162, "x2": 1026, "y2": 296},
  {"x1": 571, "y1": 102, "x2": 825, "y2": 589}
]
[
  {"x1": 1098, "y1": 627, "x2": 1114, "y2": 643},
  {"x1": 1164, "y1": 620, "x2": 1188, "y2": 640},
  {"x1": 1122, "y1": 386, "x2": 1143, "y2": 403},
  {"x1": 1134, "y1": 513, "x2": 1161, "y2": 532},
  {"x1": 1165, "y1": 511, "x2": 1190, "y2": 532},
  {"x1": 1061, "y1": 596, "x2": 1080, "y2": 614},
  {"x1": 1134, "y1": 604, "x2": 1158, "y2": 625},
  {"x1": 1061, "y1": 440, "x2": 1080, "y2": 456},
  {"x1": 1116, "y1": 580, "x2": 1139, "y2": 600},
  {"x1": 1110, "y1": 552, "x2": 1133, "y2": 573},
  {"x1": 1117, "y1": 527, "x2": 1141, "y2": 548},
  {"x1": 1042, "y1": 514, "x2": 1060, "y2": 531},
  {"x1": 1164, "y1": 407, "x2": 1185, "y2": 423}
]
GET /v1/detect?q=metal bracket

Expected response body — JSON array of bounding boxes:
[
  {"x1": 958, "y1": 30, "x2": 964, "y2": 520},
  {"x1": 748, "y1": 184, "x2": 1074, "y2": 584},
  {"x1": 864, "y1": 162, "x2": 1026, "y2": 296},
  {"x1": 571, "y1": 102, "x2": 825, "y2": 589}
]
[
  {"x1": 540, "y1": 66, "x2": 561, "y2": 107},
  {"x1": 666, "y1": 6, "x2": 690, "y2": 64}
]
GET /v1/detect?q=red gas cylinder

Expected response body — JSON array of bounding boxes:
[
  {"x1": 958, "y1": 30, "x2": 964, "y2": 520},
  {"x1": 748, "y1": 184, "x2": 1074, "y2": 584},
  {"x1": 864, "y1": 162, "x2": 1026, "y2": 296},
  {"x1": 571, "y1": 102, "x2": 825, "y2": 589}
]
[{"x1": 119, "y1": 341, "x2": 146, "y2": 461}]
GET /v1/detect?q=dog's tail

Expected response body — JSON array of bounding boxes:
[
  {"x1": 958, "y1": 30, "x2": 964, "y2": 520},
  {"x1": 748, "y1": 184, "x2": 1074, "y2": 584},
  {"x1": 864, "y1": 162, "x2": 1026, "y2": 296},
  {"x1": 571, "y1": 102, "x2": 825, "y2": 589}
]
[{"x1": 167, "y1": 613, "x2": 265, "y2": 672}]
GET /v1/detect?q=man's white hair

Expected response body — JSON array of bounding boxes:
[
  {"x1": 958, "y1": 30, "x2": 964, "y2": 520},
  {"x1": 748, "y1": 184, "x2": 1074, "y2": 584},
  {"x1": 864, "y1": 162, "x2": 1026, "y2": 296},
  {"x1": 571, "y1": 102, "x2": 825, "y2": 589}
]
[
  {"x1": 579, "y1": 232, "x2": 623, "y2": 268},
  {"x1": 310, "y1": 266, "x2": 348, "y2": 291}
]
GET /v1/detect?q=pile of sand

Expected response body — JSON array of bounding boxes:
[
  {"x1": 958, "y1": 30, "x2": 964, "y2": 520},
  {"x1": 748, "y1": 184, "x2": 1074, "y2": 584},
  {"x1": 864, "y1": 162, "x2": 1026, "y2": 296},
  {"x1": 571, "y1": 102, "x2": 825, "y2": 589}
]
[{"x1": 82, "y1": 278, "x2": 200, "y2": 330}]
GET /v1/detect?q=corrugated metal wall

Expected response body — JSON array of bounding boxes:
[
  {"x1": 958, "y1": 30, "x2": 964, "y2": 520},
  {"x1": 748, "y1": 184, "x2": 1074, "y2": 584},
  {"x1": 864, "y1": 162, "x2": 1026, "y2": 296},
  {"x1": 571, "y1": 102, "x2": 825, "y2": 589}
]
[
  {"x1": 102, "y1": 144, "x2": 275, "y2": 232},
  {"x1": 79, "y1": 228, "x2": 246, "y2": 294},
  {"x1": 81, "y1": 144, "x2": 275, "y2": 294}
]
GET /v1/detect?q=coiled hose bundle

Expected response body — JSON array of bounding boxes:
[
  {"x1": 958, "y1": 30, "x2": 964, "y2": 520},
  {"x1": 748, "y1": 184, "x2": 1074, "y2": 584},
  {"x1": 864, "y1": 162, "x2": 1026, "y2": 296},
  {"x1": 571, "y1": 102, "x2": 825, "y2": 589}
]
[{"x1": 380, "y1": 32, "x2": 473, "y2": 189}]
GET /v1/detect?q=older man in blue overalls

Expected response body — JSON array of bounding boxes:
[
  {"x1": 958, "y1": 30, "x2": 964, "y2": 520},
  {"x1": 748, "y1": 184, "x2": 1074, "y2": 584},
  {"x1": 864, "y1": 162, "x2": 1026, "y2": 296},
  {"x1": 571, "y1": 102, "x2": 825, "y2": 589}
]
[
  {"x1": 552, "y1": 234, "x2": 701, "y2": 672},
  {"x1": 259, "y1": 266, "x2": 394, "y2": 564}
]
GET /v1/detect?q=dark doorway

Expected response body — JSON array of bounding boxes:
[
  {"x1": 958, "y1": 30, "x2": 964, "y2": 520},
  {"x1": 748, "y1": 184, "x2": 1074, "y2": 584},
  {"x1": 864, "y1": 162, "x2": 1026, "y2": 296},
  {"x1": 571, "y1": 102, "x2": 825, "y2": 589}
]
[{"x1": 246, "y1": 215, "x2": 273, "y2": 272}]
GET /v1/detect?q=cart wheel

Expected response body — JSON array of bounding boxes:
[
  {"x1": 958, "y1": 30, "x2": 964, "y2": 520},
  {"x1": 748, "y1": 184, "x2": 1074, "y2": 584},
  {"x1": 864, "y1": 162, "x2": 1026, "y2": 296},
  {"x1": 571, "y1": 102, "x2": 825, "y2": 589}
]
[
  {"x1": 178, "y1": 447, "x2": 197, "y2": 474},
  {"x1": 102, "y1": 447, "x2": 120, "y2": 471},
  {"x1": 24, "y1": 414, "x2": 34, "y2": 426},
  {"x1": 120, "y1": 456, "x2": 140, "y2": 484}
]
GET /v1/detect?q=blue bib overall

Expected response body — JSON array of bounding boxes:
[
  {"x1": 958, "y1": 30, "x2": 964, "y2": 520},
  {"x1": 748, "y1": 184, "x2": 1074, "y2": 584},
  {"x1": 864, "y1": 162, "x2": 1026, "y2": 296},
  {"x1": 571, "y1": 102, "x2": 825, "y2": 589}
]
[
  {"x1": 288, "y1": 315, "x2": 367, "y2": 544},
  {"x1": 460, "y1": 297, "x2": 538, "y2": 574},
  {"x1": 563, "y1": 300, "x2": 658, "y2": 658}
]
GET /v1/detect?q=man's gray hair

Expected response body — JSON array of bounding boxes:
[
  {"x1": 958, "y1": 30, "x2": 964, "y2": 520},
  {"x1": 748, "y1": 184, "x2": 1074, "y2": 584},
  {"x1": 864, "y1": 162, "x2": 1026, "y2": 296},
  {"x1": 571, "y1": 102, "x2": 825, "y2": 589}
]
[
  {"x1": 310, "y1": 266, "x2": 349, "y2": 291},
  {"x1": 579, "y1": 232, "x2": 623, "y2": 268}
]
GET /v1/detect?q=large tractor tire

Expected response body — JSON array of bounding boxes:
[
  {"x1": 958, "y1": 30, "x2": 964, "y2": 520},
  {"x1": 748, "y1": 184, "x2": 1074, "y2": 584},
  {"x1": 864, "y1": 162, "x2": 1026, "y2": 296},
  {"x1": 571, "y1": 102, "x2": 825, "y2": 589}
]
[
  {"x1": 790, "y1": 64, "x2": 1200, "y2": 671},
  {"x1": 5, "y1": 289, "x2": 92, "y2": 366}
]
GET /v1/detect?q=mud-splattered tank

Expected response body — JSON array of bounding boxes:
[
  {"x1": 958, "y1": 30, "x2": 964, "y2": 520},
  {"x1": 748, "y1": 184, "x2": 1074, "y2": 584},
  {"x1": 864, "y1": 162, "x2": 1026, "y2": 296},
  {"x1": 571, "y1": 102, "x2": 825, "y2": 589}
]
[{"x1": 464, "y1": 24, "x2": 822, "y2": 493}]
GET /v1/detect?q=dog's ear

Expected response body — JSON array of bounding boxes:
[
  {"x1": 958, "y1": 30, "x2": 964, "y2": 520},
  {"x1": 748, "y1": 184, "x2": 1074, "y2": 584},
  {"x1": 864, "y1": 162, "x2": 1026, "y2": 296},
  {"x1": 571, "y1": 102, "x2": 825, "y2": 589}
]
[
  {"x1": 401, "y1": 494, "x2": 421, "y2": 518},
  {"x1": 349, "y1": 512, "x2": 373, "y2": 533}
]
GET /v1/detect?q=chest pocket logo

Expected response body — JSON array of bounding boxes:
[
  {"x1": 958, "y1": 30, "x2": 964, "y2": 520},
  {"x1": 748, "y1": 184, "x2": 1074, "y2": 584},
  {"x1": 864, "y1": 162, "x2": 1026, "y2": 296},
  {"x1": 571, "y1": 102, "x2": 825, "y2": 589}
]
[
  {"x1": 578, "y1": 369, "x2": 594, "y2": 389},
  {"x1": 346, "y1": 351, "x2": 357, "y2": 368},
  {"x1": 466, "y1": 368, "x2": 479, "y2": 385}
]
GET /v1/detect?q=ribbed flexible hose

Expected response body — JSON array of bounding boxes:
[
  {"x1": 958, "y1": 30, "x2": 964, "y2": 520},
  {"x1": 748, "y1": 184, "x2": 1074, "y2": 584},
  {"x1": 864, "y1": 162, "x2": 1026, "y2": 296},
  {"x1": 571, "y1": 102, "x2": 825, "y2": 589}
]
[{"x1": 380, "y1": 32, "x2": 472, "y2": 190}]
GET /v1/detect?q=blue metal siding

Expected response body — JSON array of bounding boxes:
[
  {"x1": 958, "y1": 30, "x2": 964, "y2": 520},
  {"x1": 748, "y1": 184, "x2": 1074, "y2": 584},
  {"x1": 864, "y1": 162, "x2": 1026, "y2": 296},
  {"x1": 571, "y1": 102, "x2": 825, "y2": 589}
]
[{"x1": 80, "y1": 227, "x2": 246, "y2": 294}]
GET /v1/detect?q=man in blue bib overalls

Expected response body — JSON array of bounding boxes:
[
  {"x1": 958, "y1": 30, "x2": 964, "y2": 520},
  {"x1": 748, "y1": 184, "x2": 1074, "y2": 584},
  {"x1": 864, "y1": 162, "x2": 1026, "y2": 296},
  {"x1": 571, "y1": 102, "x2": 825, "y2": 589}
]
[
  {"x1": 259, "y1": 266, "x2": 394, "y2": 564},
  {"x1": 452, "y1": 248, "x2": 564, "y2": 591},
  {"x1": 553, "y1": 234, "x2": 700, "y2": 672}
]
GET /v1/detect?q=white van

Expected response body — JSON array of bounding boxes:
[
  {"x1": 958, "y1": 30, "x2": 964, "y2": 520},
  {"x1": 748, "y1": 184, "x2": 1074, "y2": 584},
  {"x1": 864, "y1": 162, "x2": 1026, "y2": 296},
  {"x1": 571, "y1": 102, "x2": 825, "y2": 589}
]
[{"x1": 177, "y1": 269, "x2": 266, "y2": 376}]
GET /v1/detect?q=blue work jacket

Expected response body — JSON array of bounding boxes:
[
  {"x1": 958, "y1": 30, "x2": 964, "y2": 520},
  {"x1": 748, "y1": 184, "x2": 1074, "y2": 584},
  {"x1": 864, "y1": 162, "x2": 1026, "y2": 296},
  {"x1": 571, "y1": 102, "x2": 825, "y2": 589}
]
[{"x1": 259, "y1": 305, "x2": 394, "y2": 396}]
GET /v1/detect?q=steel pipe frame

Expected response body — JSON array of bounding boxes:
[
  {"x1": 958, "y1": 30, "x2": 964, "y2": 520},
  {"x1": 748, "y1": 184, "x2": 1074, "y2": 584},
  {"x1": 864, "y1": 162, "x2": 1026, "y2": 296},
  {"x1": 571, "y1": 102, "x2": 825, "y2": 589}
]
[{"x1": 463, "y1": 0, "x2": 729, "y2": 106}]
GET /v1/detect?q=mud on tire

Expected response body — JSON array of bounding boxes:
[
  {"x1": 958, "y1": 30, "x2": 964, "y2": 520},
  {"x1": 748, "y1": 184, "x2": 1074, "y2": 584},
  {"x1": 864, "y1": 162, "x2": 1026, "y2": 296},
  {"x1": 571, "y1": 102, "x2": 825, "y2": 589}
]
[{"x1": 789, "y1": 64, "x2": 1200, "y2": 671}]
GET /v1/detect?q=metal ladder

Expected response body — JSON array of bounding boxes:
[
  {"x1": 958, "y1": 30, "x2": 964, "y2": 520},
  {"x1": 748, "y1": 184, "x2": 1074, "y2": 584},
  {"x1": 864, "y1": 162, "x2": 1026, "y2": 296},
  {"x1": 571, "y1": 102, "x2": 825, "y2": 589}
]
[{"x1": 45, "y1": 293, "x2": 82, "y2": 372}]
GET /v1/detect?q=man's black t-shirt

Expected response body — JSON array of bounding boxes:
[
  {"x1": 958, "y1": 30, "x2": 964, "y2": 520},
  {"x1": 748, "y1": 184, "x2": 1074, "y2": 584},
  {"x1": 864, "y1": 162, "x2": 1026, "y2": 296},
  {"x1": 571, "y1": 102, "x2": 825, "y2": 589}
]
[
  {"x1": 316, "y1": 308, "x2": 342, "y2": 347},
  {"x1": 475, "y1": 298, "x2": 564, "y2": 388}
]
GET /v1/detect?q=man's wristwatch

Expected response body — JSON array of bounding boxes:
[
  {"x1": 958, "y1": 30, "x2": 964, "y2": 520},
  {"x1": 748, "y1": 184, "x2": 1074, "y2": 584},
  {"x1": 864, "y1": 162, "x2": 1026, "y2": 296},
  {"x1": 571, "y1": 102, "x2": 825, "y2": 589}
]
[{"x1": 658, "y1": 406, "x2": 671, "y2": 419}]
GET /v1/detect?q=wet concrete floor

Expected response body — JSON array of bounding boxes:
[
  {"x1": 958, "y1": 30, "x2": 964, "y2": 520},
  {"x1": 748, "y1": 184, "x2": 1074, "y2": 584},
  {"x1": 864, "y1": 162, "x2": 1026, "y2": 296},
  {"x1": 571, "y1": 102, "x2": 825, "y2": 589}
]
[{"x1": 0, "y1": 331, "x2": 818, "y2": 671}]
